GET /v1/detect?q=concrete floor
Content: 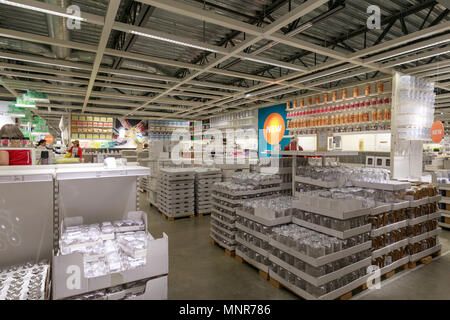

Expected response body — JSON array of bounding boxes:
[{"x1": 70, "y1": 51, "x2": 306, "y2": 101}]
[{"x1": 141, "y1": 196, "x2": 450, "y2": 300}]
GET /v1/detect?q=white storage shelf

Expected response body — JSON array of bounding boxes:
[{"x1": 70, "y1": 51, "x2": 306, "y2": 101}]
[{"x1": 55, "y1": 165, "x2": 150, "y2": 180}]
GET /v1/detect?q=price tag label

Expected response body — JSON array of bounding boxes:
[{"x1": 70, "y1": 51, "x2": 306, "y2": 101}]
[{"x1": 13, "y1": 175, "x2": 24, "y2": 182}]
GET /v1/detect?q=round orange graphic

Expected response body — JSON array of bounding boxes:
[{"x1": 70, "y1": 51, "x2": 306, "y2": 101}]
[
  {"x1": 44, "y1": 134, "x2": 54, "y2": 144},
  {"x1": 431, "y1": 121, "x2": 444, "y2": 143},
  {"x1": 263, "y1": 113, "x2": 285, "y2": 145}
]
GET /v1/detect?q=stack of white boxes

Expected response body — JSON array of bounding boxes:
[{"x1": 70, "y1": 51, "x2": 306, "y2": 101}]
[
  {"x1": 158, "y1": 168, "x2": 195, "y2": 218},
  {"x1": 194, "y1": 168, "x2": 222, "y2": 215}
]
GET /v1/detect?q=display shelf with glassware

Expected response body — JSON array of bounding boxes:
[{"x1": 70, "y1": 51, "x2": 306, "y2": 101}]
[
  {"x1": 391, "y1": 73, "x2": 436, "y2": 180},
  {"x1": 286, "y1": 81, "x2": 392, "y2": 135},
  {"x1": 209, "y1": 110, "x2": 257, "y2": 131}
]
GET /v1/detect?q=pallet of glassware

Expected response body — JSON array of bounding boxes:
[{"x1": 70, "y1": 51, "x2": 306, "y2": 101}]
[
  {"x1": 197, "y1": 212, "x2": 211, "y2": 217},
  {"x1": 268, "y1": 269, "x2": 371, "y2": 300},
  {"x1": 269, "y1": 236, "x2": 371, "y2": 289},
  {"x1": 235, "y1": 246, "x2": 270, "y2": 280},
  {"x1": 158, "y1": 193, "x2": 195, "y2": 205},
  {"x1": 210, "y1": 233, "x2": 235, "y2": 257},
  {"x1": 159, "y1": 169, "x2": 195, "y2": 181},
  {"x1": 52, "y1": 212, "x2": 169, "y2": 300},
  {"x1": 211, "y1": 208, "x2": 236, "y2": 224},
  {"x1": 408, "y1": 244, "x2": 441, "y2": 269},
  {"x1": 213, "y1": 185, "x2": 283, "y2": 198},
  {"x1": 158, "y1": 187, "x2": 195, "y2": 198},
  {"x1": 293, "y1": 194, "x2": 372, "y2": 220},
  {"x1": 66, "y1": 275, "x2": 168, "y2": 300},
  {"x1": 158, "y1": 201, "x2": 195, "y2": 212},
  {"x1": 438, "y1": 211, "x2": 450, "y2": 229}
]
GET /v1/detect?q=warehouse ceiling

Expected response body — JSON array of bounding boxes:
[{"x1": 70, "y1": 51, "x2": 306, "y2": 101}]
[{"x1": 0, "y1": 0, "x2": 450, "y2": 123}]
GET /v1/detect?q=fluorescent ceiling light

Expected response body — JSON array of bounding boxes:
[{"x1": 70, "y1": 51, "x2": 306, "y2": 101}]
[
  {"x1": 243, "y1": 57, "x2": 303, "y2": 71},
  {"x1": 0, "y1": 0, "x2": 86, "y2": 21},
  {"x1": 130, "y1": 31, "x2": 218, "y2": 53}
]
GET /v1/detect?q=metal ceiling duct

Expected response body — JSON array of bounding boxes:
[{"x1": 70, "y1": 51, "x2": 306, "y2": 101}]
[
  {"x1": 45, "y1": 0, "x2": 71, "y2": 59},
  {"x1": 0, "y1": 38, "x2": 56, "y2": 58}
]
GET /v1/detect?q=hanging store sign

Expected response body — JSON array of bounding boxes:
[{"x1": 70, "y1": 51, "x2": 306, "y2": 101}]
[{"x1": 431, "y1": 121, "x2": 444, "y2": 143}]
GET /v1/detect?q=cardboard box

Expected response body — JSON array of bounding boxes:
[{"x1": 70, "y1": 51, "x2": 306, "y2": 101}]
[{"x1": 52, "y1": 211, "x2": 168, "y2": 300}]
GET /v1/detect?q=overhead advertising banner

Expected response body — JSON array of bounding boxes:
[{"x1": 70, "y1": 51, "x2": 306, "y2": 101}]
[
  {"x1": 258, "y1": 104, "x2": 290, "y2": 157},
  {"x1": 113, "y1": 118, "x2": 148, "y2": 148}
]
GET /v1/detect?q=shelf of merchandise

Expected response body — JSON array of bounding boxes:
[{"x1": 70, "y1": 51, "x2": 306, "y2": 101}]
[
  {"x1": 0, "y1": 166, "x2": 54, "y2": 268},
  {"x1": 52, "y1": 164, "x2": 168, "y2": 300}
]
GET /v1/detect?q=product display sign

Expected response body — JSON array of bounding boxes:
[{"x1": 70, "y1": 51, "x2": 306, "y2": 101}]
[
  {"x1": 431, "y1": 121, "x2": 444, "y2": 143},
  {"x1": 44, "y1": 134, "x2": 54, "y2": 144},
  {"x1": 258, "y1": 104, "x2": 289, "y2": 157}
]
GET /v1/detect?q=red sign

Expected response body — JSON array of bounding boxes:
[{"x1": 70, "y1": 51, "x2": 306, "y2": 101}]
[{"x1": 431, "y1": 121, "x2": 444, "y2": 143}]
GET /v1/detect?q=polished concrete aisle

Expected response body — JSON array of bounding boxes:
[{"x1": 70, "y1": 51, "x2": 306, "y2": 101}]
[{"x1": 142, "y1": 197, "x2": 450, "y2": 300}]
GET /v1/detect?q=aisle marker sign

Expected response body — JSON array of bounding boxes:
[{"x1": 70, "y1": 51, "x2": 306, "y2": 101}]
[{"x1": 431, "y1": 121, "x2": 444, "y2": 143}]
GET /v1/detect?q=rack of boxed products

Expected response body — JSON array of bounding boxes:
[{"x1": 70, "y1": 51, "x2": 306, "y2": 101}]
[
  {"x1": 210, "y1": 173, "x2": 288, "y2": 255},
  {"x1": 52, "y1": 164, "x2": 168, "y2": 300},
  {"x1": 71, "y1": 115, "x2": 114, "y2": 141},
  {"x1": 235, "y1": 197, "x2": 294, "y2": 278},
  {"x1": 157, "y1": 168, "x2": 195, "y2": 220},
  {"x1": 193, "y1": 168, "x2": 222, "y2": 216},
  {"x1": 266, "y1": 161, "x2": 441, "y2": 300},
  {"x1": 434, "y1": 172, "x2": 450, "y2": 229},
  {"x1": 148, "y1": 120, "x2": 190, "y2": 141},
  {"x1": 0, "y1": 166, "x2": 54, "y2": 300}
]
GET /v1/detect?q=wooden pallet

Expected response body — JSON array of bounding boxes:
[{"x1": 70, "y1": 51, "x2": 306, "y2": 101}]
[
  {"x1": 409, "y1": 250, "x2": 441, "y2": 269},
  {"x1": 197, "y1": 212, "x2": 211, "y2": 217},
  {"x1": 383, "y1": 263, "x2": 409, "y2": 280},
  {"x1": 161, "y1": 212, "x2": 194, "y2": 222},
  {"x1": 235, "y1": 255, "x2": 269, "y2": 281},
  {"x1": 210, "y1": 237, "x2": 235, "y2": 257}
]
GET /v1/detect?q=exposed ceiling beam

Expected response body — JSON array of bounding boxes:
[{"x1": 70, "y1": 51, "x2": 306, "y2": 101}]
[{"x1": 82, "y1": 0, "x2": 120, "y2": 112}]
